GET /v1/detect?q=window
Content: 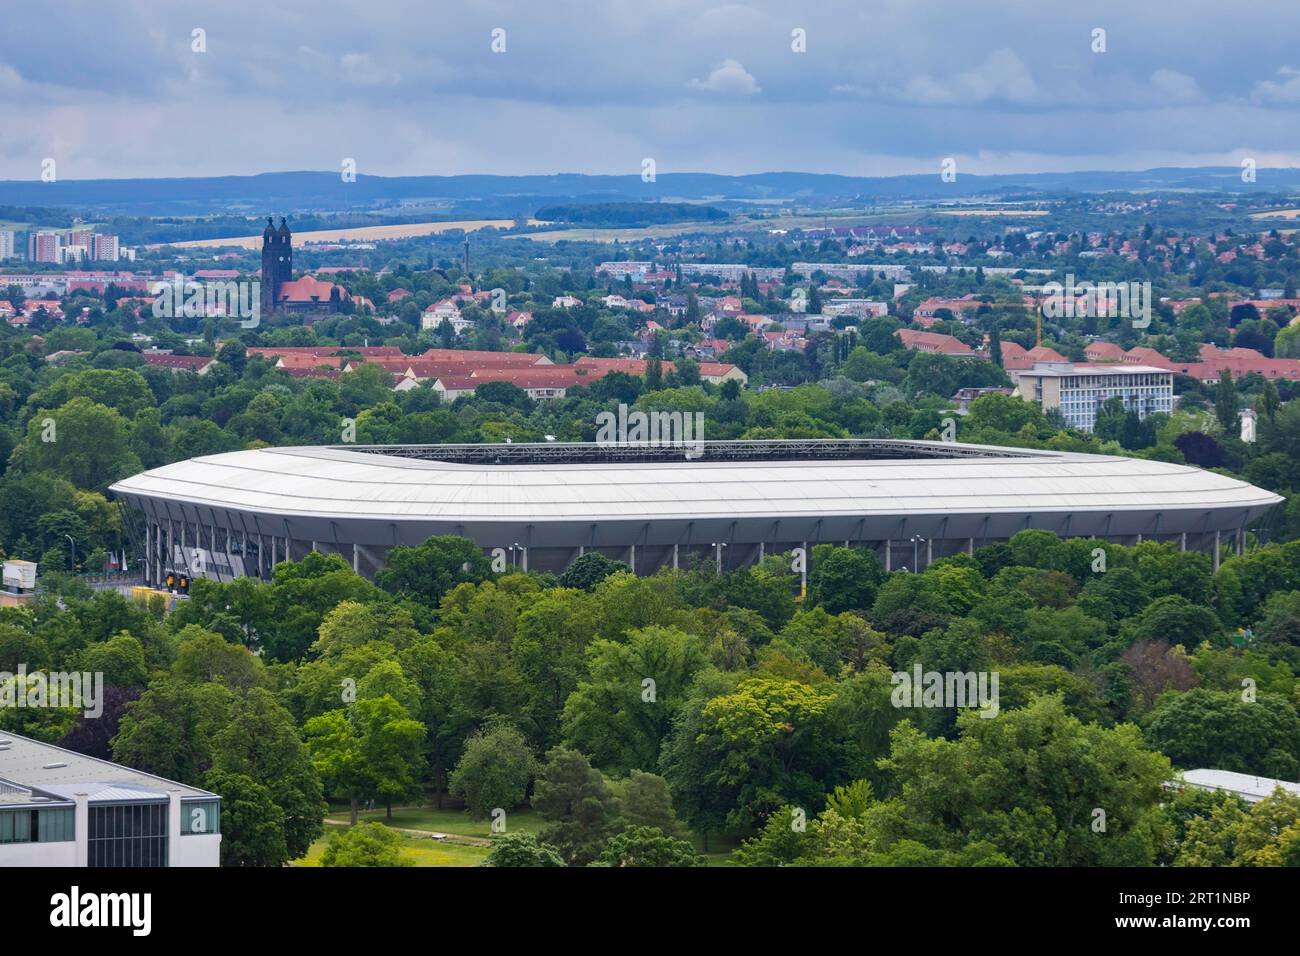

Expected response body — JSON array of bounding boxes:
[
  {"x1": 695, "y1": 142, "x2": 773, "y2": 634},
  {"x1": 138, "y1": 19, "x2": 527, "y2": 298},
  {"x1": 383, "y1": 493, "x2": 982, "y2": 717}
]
[
  {"x1": 0, "y1": 806, "x2": 73, "y2": 843},
  {"x1": 0, "y1": 808, "x2": 31, "y2": 843},
  {"x1": 38, "y1": 807, "x2": 74, "y2": 842},
  {"x1": 88, "y1": 802, "x2": 168, "y2": 867},
  {"x1": 182, "y1": 799, "x2": 220, "y2": 835}
]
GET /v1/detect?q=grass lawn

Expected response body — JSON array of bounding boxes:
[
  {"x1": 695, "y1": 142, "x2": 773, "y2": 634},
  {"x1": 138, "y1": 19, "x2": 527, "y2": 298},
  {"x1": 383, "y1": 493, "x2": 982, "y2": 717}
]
[
  {"x1": 327, "y1": 803, "x2": 545, "y2": 839},
  {"x1": 295, "y1": 831, "x2": 489, "y2": 868},
  {"x1": 322, "y1": 802, "x2": 742, "y2": 865}
]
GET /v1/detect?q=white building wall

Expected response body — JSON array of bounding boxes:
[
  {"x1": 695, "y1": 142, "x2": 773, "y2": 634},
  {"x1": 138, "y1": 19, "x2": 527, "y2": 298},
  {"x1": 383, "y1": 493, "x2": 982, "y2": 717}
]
[
  {"x1": 0, "y1": 841, "x2": 78, "y2": 866},
  {"x1": 175, "y1": 834, "x2": 222, "y2": 866}
]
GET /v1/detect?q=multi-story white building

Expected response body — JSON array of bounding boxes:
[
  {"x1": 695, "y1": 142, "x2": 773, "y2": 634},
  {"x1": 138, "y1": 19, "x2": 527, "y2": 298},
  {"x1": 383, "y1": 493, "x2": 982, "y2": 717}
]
[
  {"x1": 420, "y1": 299, "x2": 472, "y2": 333},
  {"x1": 0, "y1": 732, "x2": 221, "y2": 867},
  {"x1": 594, "y1": 261, "x2": 653, "y2": 280},
  {"x1": 822, "y1": 298, "x2": 888, "y2": 318},
  {"x1": 678, "y1": 263, "x2": 786, "y2": 283},
  {"x1": 1014, "y1": 362, "x2": 1174, "y2": 432},
  {"x1": 0, "y1": 231, "x2": 15, "y2": 260}
]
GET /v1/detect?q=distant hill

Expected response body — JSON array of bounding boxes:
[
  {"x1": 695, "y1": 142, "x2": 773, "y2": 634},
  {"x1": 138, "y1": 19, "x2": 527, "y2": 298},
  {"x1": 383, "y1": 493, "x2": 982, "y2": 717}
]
[
  {"x1": 0, "y1": 167, "x2": 1298, "y2": 216},
  {"x1": 533, "y1": 201, "x2": 728, "y2": 227}
]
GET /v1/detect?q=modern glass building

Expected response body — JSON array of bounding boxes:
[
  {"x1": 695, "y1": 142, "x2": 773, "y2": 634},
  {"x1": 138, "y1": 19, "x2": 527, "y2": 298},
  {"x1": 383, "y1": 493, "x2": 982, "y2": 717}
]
[{"x1": 0, "y1": 732, "x2": 220, "y2": 867}]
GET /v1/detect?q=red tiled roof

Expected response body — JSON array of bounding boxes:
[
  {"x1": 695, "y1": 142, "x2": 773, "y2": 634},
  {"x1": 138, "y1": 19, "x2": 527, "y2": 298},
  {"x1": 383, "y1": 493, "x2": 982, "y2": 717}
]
[
  {"x1": 277, "y1": 275, "x2": 346, "y2": 304},
  {"x1": 140, "y1": 353, "x2": 213, "y2": 371},
  {"x1": 894, "y1": 328, "x2": 975, "y2": 356}
]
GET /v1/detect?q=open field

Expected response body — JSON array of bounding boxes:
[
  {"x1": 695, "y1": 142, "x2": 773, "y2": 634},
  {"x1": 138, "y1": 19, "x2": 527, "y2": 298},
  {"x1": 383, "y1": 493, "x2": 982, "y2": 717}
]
[
  {"x1": 154, "y1": 218, "x2": 549, "y2": 250},
  {"x1": 295, "y1": 832, "x2": 490, "y2": 867},
  {"x1": 1250, "y1": 208, "x2": 1300, "y2": 220},
  {"x1": 327, "y1": 804, "x2": 545, "y2": 838},
  {"x1": 318, "y1": 803, "x2": 738, "y2": 865},
  {"x1": 935, "y1": 208, "x2": 1050, "y2": 217}
]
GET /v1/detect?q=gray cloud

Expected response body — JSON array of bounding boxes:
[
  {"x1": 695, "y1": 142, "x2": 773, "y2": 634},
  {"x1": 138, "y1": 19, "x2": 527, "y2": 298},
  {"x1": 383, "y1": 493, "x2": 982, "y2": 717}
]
[{"x1": 1, "y1": 1, "x2": 1298, "y2": 179}]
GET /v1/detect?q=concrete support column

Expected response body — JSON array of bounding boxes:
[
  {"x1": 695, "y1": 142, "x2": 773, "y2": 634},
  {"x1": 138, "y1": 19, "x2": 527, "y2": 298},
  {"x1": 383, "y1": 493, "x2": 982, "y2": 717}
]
[
  {"x1": 1213, "y1": 530, "x2": 1221, "y2": 571},
  {"x1": 715, "y1": 542, "x2": 723, "y2": 574},
  {"x1": 672, "y1": 544, "x2": 679, "y2": 570},
  {"x1": 885, "y1": 540, "x2": 891, "y2": 572},
  {"x1": 353, "y1": 543, "x2": 360, "y2": 574},
  {"x1": 1237, "y1": 528, "x2": 1246, "y2": 557},
  {"x1": 967, "y1": 537, "x2": 975, "y2": 556},
  {"x1": 521, "y1": 547, "x2": 528, "y2": 573},
  {"x1": 628, "y1": 544, "x2": 636, "y2": 574},
  {"x1": 73, "y1": 793, "x2": 89, "y2": 867},
  {"x1": 167, "y1": 790, "x2": 182, "y2": 867},
  {"x1": 1180, "y1": 532, "x2": 1187, "y2": 552},
  {"x1": 926, "y1": 539, "x2": 933, "y2": 567}
]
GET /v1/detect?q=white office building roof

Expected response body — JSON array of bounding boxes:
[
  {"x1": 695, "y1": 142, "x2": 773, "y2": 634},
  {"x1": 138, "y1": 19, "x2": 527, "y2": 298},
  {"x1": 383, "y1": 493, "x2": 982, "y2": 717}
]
[
  {"x1": 1179, "y1": 768, "x2": 1300, "y2": 803},
  {"x1": 0, "y1": 732, "x2": 215, "y2": 807}
]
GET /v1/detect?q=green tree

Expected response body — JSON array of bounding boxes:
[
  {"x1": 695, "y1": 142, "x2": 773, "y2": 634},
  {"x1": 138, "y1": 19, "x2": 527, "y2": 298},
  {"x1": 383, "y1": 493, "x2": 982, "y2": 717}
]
[
  {"x1": 211, "y1": 687, "x2": 326, "y2": 859},
  {"x1": 1143, "y1": 689, "x2": 1300, "y2": 778},
  {"x1": 19, "y1": 397, "x2": 142, "y2": 492},
  {"x1": 375, "y1": 535, "x2": 495, "y2": 607},
  {"x1": 1214, "y1": 371, "x2": 1239, "y2": 434},
  {"x1": 111, "y1": 679, "x2": 234, "y2": 785},
  {"x1": 202, "y1": 769, "x2": 289, "y2": 867},
  {"x1": 533, "y1": 747, "x2": 620, "y2": 865},
  {"x1": 481, "y1": 832, "x2": 567, "y2": 867},
  {"x1": 867, "y1": 696, "x2": 1172, "y2": 866},
  {"x1": 809, "y1": 545, "x2": 885, "y2": 614},
  {"x1": 321, "y1": 822, "x2": 411, "y2": 867},
  {"x1": 448, "y1": 723, "x2": 539, "y2": 820},
  {"x1": 558, "y1": 552, "x2": 629, "y2": 591},
  {"x1": 561, "y1": 626, "x2": 709, "y2": 774},
  {"x1": 595, "y1": 825, "x2": 704, "y2": 867}
]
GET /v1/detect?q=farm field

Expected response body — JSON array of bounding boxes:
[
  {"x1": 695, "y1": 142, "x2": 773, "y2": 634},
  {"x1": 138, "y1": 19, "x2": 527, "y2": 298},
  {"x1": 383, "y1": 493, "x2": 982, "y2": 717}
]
[{"x1": 155, "y1": 218, "x2": 549, "y2": 250}]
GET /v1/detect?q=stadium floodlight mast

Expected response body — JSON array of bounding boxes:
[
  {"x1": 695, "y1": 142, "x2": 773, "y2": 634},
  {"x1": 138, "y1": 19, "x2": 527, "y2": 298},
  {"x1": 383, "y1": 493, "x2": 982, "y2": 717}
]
[{"x1": 911, "y1": 535, "x2": 927, "y2": 572}]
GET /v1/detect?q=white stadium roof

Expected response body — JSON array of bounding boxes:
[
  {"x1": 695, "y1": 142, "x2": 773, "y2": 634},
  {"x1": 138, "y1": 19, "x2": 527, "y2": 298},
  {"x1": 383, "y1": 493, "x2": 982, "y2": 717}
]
[{"x1": 110, "y1": 441, "x2": 1281, "y2": 526}]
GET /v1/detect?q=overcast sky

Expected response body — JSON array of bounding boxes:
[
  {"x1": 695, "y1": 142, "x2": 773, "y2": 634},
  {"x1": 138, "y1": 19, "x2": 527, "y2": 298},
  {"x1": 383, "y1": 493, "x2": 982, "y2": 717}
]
[{"x1": 2, "y1": 1, "x2": 1299, "y2": 181}]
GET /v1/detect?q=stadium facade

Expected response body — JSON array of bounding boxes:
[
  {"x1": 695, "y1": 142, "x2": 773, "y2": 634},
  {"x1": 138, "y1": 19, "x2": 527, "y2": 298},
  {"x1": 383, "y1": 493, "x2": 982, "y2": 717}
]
[{"x1": 108, "y1": 439, "x2": 1284, "y2": 585}]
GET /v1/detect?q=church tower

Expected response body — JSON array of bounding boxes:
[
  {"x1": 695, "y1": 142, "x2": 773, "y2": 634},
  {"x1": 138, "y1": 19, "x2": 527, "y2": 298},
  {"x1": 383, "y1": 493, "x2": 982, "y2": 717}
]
[{"x1": 260, "y1": 217, "x2": 292, "y2": 315}]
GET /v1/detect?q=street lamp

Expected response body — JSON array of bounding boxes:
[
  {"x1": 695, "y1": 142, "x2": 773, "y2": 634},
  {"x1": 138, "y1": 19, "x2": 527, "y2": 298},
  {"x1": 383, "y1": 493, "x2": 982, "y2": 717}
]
[
  {"x1": 65, "y1": 535, "x2": 75, "y2": 573},
  {"x1": 910, "y1": 535, "x2": 927, "y2": 572}
]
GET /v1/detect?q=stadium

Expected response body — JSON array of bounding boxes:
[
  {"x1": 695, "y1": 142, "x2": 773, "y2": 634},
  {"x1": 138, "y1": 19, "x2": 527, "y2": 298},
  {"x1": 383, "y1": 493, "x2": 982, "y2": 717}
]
[{"x1": 108, "y1": 439, "x2": 1284, "y2": 585}]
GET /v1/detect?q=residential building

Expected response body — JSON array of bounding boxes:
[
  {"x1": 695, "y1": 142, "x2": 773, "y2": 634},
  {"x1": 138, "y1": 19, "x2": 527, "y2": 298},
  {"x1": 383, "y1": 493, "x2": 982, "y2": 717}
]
[
  {"x1": 823, "y1": 298, "x2": 888, "y2": 319},
  {"x1": 421, "y1": 300, "x2": 471, "y2": 333},
  {"x1": 678, "y1": 263, "x2": 785, "y2": 283},
  {"x1": 92, "y1": 234, "x2": 120, "y2": 262},
  {"x1": 0, "y1": 230, "x2": 16, "y2": 260},
  {"x1": 595, "y1": 261, "x2": 653, "y2": 280},
  {"x1": 27, "y1": 231, "x2": 62, "y2": 263},
  {"x1": 894, "y1": 328, "x2": 977, "y2": 357},
  {"x1": 999, "y1": 341, "x2": 1068, "y2": 373}
]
